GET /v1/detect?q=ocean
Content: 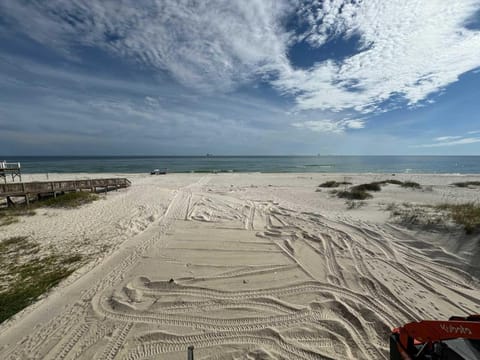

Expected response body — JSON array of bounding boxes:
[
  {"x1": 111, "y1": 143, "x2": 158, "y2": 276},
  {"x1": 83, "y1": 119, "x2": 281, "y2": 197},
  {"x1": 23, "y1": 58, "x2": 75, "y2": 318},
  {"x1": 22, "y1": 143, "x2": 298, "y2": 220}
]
[{"x1": 2, "y1": 156, "x2": 480, "y2": 174}]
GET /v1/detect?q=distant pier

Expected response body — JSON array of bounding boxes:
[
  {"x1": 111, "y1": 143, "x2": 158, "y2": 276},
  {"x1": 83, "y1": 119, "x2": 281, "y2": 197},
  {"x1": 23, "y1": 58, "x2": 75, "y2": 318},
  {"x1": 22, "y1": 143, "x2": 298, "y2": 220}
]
[{"x1": 0, "y1": 178, "x2": 131, "y2": 206}]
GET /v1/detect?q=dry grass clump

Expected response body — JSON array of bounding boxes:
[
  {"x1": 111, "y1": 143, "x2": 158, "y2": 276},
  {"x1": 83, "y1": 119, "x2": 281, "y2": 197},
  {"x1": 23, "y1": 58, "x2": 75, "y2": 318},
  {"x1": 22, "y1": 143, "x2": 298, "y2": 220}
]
[
  {"x1": 386, "y1": 202, "x2": 480, "y2": 235},
  {"x1": 0, "y1": 208, "x2": 36, "y2": 227},
  {"x1": 0, "y1": 236, "x2": 84, "y2": 323},
  {"x1": 0, "y1": 192, "x2": 98, "y2": 226},
  {"x1": 337, "y1": 189, "x2": 373, "y2": 200},
  {"x1": 319, "y1": 180, "x2": 352, "y2": 188},
  {"x1": 377, "y1": 179, "x2": 421, "y2": 188},
  {"x1": 346, "y1": 200, "x2": 366, "y2": 209},
  {"x1": 326, "y1": 179, "x2": 421, "y2": 200},
  {"x1": 437, "y1": 203, "x2": 480, "y2": 234},
  {"x1": 40, "y1": 191, "x2": 99, "y2": 208},
  {"x1": 386, "y1": 203, "x2": 447, "y2": 228},
  {"x1": 352, "y1": 182, "x2": 382, "y2": 192},
  {"x1": 377, "y1": 179, "x2": 404, "y2": 185},
  {"x1": 401, "y1": 181, "x2": 421, "y2": 189},
  {"x1": 451, "y1": 181, "x2": 480, "y2": 188}
]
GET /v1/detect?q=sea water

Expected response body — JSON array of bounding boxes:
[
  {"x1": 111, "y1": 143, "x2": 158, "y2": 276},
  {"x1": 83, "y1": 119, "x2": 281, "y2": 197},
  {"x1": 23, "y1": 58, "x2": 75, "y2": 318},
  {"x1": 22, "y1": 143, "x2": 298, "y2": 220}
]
[{"x1": 3, "y1": 156, "x2": 480, "y2": 174}]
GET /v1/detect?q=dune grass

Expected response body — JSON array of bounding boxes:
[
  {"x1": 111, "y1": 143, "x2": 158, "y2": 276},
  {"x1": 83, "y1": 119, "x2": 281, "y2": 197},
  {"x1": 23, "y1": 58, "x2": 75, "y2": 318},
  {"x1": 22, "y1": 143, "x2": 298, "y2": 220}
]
[
  {"x1": 40, "y1": 191, "x2": 99, "y2": 208},
  {"x1": 323, "y1": 179, "x2": 421, "y2": 199},
  {"x1": 387, "y1": 202, "x2": 480, "y2": 234},
  {"x1": 377, "y1": 179, "x2": 404, "y2": 185},
  {"x1": 401, "y1": 181, "x2": 421, "y2": 189},
  {"x1": 0, "y1": 191, "x2": 98, "y2": 227},
  {"x1": 451, "y1": 181, "x2": 480, "y2": 188},
  {"x1": 0, "y1": 208, "x2": 35, "y2": 227},
  {"x1": 0, "y1": 236, "x2": 84, "y2": 323},
  {"x1": 351, "y1": 182, "x2": 382, "y2": 192},
  {"x1": 437, "y1": 203, "x2": 480, "y2": 234},
  {"x1": 319, "y1": 180, "x2": 352, "y2": 188},
  {"x1": 337, "y1": 189, "x2": 373, "y2": 200}
]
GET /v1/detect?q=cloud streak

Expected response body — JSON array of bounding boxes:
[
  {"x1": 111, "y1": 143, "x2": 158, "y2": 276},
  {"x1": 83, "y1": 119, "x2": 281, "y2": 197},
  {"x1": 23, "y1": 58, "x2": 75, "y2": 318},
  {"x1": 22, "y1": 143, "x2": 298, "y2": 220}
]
[
  {"x1": 414, "y1": 132, "x2": 480, "y2": 148},
  {"x1": 292, "y1": 119, "x2": 365, "y2": 133}
]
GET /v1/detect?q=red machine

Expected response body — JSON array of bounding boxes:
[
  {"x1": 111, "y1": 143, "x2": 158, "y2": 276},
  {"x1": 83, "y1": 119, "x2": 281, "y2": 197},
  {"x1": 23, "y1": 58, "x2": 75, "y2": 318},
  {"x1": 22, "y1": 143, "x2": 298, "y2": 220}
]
[{"x1": 390, "y1": 315, "x2": 480, "y2": 359}]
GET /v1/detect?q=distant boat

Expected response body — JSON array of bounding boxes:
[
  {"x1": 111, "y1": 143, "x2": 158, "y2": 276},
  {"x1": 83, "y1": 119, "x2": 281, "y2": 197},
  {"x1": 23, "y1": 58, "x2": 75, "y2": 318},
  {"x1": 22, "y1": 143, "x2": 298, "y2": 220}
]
[{"x1": 206, "y1": 153, "x2": 213, "y2": 157}]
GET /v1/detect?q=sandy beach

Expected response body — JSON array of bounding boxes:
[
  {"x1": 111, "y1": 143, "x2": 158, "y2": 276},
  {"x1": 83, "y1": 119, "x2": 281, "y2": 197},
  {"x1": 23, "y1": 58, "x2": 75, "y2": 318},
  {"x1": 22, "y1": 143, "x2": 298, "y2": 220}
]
[{"x1": 0, "y1": 172, "x2": 479, "y2": 359}]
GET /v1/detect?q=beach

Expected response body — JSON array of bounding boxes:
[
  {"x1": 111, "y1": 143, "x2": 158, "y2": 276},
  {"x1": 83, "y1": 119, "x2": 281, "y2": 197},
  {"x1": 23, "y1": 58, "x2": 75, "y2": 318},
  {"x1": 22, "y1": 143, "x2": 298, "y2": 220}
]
[{"x1": 0, "y1": 172, "x2": 479, "y2": 359}]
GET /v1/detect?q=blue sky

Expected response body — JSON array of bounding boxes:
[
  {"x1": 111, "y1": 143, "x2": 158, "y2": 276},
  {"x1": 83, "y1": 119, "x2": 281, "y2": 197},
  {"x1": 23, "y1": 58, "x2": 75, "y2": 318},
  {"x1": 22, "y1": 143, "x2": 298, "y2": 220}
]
[{"x1": 1, "y1": 0, "x2": 480, "y2": 155}]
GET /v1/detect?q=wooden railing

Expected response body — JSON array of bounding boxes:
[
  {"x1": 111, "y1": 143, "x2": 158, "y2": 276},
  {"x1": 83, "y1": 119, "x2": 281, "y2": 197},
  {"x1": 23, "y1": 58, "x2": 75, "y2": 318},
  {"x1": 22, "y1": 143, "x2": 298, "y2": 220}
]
[
  {"x1": 0, "y1": 162, "x2": 21, "y2": 170},
  {"x1": 0, "y1": 178, "x2": 131, "y2": 197}
]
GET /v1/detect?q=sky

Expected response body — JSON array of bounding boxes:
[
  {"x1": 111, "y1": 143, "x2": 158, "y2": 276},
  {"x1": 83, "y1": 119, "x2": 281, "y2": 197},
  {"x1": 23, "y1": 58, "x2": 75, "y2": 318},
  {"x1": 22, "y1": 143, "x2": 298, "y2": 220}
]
[{"x1": 1, "y1": 0, "x2": 480, "y2": 156}]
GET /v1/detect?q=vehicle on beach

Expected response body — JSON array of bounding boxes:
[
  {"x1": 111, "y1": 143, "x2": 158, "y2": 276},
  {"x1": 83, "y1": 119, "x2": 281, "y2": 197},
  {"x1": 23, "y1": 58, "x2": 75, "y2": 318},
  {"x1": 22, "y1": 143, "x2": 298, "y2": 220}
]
[{"x1": 150, "y1": 168, "x2": 167, "y2": 175}]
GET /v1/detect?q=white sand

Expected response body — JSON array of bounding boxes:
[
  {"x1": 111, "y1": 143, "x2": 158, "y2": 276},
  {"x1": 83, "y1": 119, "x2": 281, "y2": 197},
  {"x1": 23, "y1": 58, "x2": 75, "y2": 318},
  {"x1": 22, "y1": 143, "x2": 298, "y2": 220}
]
[{"x1": 0, "y1": 172, "x2": 479, "y2": 359}]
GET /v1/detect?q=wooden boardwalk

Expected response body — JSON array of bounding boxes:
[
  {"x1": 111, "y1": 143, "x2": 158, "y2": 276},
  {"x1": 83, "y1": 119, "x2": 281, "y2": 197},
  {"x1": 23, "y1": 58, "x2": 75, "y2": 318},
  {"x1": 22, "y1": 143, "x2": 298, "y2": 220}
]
[{"x1": 0, "y1": 178, "x2": 131, "y2": 204}]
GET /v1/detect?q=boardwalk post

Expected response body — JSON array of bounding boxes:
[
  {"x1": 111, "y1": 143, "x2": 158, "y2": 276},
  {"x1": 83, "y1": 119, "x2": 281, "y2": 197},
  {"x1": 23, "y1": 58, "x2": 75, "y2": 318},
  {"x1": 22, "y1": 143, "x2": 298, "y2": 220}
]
[
  {"x1": 6, "y1": 196, "x2": 15, "y2": 207},
  {"x1": 187, "y1": 345, "x2": 194, "y2": 360}
]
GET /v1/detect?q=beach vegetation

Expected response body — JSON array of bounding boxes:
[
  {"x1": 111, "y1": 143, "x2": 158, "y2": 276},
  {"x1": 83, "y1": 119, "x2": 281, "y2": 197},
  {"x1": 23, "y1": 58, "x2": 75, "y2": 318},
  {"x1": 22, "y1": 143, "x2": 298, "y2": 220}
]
[
  {"x1": 0, "y1": 236, "x2": 84, "y2": 323},
  {"x1": 337, "y1": 189, "x2": 372, "y2": 200},
  {"x1": 436, "y1": 203, "x2": 480, "y2": 234},
  {"x1": 346, "y1": 200, "x2": 366, "y2": 209},
  {"x1": 40, "y1": 191, "x2": 99, "y2": 208},
  {"x1": 451, "y1": 181, "x2": 480, "y2": 188},
  {"x1": 0, "y1": 191, "x2": 98, "y2": 226},
  {"x1": 319, "y1": 180, "x2": 352, "y2": 188},
  {"x1": 0, "y1": 208, "x2": 36, "y2": 227},
  {"x1": 401, "y1": 181, "x2": 421, "y2": 189},
  {"x1": 351, "y1": 182, "x2": 382, "y2": 192},
  {"x1": 377, "y1": 179, "x2": 404, "y2": 185},
  {"x1": 386, "y1": 202, "x2": 480, "y2": 234},
  {"x1": 387, "y1": 203, "x2": 445, "y2": 228}
]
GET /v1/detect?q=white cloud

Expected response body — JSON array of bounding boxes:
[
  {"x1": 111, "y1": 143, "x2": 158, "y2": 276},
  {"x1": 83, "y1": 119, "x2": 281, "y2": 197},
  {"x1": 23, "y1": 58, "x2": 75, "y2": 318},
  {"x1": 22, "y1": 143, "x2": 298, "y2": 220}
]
[
  {"x1": 292, "y1": 119, "x2": 365, "y2": 133},
  {"x1": 434, "y1": 136, "x2": 463, "y2": 141},
  {"x1": 1, "y1": 0, "x2": 480, "y2": 116},
  {"x1": 275, "y1": 0, "x2": 480, "y2": 112},
  {"x1": 414, "y1": 137, "x2": 480, "y2": 148},
  {"x1": 343, "y1": 119, "x2": 365, "y2": 129},
  {"x1": 0, "y1": 1, "x2": 291, "y2": 92}
]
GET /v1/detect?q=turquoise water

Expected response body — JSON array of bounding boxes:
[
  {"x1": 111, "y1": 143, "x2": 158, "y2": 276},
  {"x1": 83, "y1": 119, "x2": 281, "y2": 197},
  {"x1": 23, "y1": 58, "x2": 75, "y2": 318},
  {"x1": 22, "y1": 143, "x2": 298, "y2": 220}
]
[{"x1": 3, "y1": 156, "x2": 480, "y2": 174}]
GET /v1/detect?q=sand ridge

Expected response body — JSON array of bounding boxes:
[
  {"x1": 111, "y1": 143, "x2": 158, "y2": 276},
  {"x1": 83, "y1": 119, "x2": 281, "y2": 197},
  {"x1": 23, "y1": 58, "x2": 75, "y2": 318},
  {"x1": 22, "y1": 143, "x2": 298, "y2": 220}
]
[{"x1": 0, "y1": 173, "x2": 479, "y2": 359}]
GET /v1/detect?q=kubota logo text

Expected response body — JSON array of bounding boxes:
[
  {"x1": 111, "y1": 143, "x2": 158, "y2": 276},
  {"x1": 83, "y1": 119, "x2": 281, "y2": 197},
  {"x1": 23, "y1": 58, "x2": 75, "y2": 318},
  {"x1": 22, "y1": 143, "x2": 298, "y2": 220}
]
[{"x1": 439, "y1": 324, "x2": 472, "y2": 335}]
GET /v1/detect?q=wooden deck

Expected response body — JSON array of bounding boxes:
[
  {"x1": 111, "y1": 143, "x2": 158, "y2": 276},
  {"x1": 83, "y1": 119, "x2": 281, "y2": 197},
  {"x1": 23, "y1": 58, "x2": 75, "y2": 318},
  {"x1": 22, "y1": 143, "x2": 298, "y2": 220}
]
[{"x1": 0, "y1": 178, "x2": 131, "y2": 198}]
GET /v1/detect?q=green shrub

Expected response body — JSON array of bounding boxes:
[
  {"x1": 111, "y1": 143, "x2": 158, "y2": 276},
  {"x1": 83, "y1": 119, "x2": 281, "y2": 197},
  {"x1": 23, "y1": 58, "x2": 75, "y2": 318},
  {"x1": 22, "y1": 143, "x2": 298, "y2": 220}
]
[
  {"x1": 319, "y1": 180, "x2": 352, "y2": 188},
  {"x1": 378, "y1": 179, "x2": 404, "y2": 185},
  {"x1": 0, "y1": 236, "x2": 84, "y2": 323},
  {"x1": 451, "y1": 181, "x2": 480, "y2": 188},
  {"x1": 337, "y1": 189, "x2": 373, "y2": 200},
  {"x1": 0, "y1": 208, "x2": 35, "y2": 227},
  {"x1": 437, "y1": 203, "x2": 480, "y2": 234},
  {"x1": 40, "y1": 191, "x2": 98, "y2": 208},
  {"x1": 401, "y1": 181, "x2": 421, "y2": 189},
  {"x1": 352, "y1": 182, "x2": 382, "y2": 192},
  {"x1": 0, "y1": 191, "x2": 97, "y2": 226}
]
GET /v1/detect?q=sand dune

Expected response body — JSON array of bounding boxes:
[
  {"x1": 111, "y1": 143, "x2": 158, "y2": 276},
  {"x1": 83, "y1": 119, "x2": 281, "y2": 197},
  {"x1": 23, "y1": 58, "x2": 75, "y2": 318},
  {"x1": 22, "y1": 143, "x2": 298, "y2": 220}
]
[{"x1": 0, "y1": 173, "x2": 479, "y2": 359}]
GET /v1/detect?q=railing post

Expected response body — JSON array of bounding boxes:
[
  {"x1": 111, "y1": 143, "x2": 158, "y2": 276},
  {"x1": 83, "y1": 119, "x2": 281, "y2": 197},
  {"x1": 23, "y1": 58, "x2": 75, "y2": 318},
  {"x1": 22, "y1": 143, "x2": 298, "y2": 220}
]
[{"x1": 187, "y1": 345, "x2": 194, "y2": 360}]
